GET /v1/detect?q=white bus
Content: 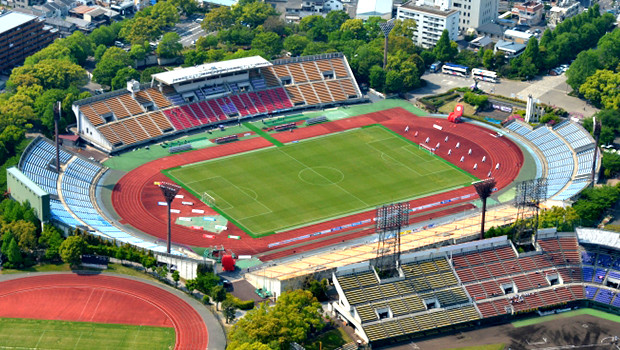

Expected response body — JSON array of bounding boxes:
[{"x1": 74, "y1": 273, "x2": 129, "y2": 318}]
[
  {"x1": 442, "y1": 63, "x2": 470, "y2": 77},
  {"x1": 472, "y1": 68, "x2": 498, "y2": 83}
]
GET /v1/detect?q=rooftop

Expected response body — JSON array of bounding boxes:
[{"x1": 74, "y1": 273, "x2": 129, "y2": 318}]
[
  {"x1": 0, "y1": 11, "x2": 37, "y2": 35},
  {"x1": 504, "y1": 29, "x2": 533, "y2": 39},
  {"x1": 152, "y1": 56, "x2": 272, "y2": 85},
  {"x1": 7, "y1": 167, "x2": 48, "y2": 197},
  {"x1": 356, "y1": 0, "x2": 393, "y2": 17},
  {"x1": 72, "y1": 5, "x2": 94, "y2": 14},
  {"x1": 495, "y1": 39, "x2": 526, "y2": 52},
  {"x1": 400, "y1": 2, "x2": 458, "y2": 17}
]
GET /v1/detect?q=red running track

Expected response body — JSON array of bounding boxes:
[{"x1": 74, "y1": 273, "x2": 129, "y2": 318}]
[
  {"x1": 0, "y1": 274, "x2": 207, "y2": 350},
  {"x1": 111, "y1": 108, "x2": 523, "y2": 258}
]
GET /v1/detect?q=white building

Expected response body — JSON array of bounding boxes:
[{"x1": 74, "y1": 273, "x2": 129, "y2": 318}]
[
  {"x1": 452, "y1": 0, "x2": 498, "y2": 33},
  {"x1": 548, "y1": 1, "x2": 580, "y2": 28},
  {"x1": 397, "y1": 1, "x2": 459, "y2": 48},
  {"x1": 356, "y1": 0, "x2": 393, "y2": 20}
]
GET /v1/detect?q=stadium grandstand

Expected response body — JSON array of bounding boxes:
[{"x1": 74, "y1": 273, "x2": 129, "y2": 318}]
[
  {"x1": 503, "y1": 119, "x2": 598, "y2": 201},
  {"x1": 8, "y1": 136, "x2": 179, "y2": 254},
  {"x1": 72, "y1": 53, "x2": 364, "y2": 153},
  {"x1": 328, "y1": 228, "x2": 620, "y2": 346}
]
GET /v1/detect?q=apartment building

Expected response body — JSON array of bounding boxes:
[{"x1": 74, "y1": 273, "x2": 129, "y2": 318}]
[
  {"x1": 397, "y1": 1, "x2": 459, "y2": 48},
  {"x1": 0, "y1": 11, "x2": 58, "y2": 73}
]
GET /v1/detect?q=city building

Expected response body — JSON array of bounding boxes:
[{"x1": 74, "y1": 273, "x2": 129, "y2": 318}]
[
  {"x1": 503, "y1": 28, "x2": 533, "y2": 44},
  {"x1": 356, "y1": 0, "x2": 393, "y2": 20},
  {"x1": 494, "y1": 39, "x2": 526, "y2": 58},
  {"x1": 548, "y1": 1, "x2": 580, "y2": 28},
  {"x1": 512, "y1": 0, "x2": 543, "y2": 25},
  {"x1": 452, "y1": 0, "x2": 498, "y2": 33},
  {"x1": 267, "y1": 0, "x2": 357, "y2": 23},
  {"x1": 0, "y1": 11, "x2": 59, "y2": 73},
  {"x1": 396, "y1": 1, "x2": 459, "y2": 48}
]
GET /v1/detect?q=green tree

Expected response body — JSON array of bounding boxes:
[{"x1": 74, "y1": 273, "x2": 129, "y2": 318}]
[
  {"x1": 38, "y1": 225, "x2": 63, "y2": 261},
  {"x1": 90, "y1": 25, "x2": 116, "y2": 47},
  {"x1": 433, "y1": 30, "x2": 457, "y2": 63},
  {"x1": 299, "y1": 15, "x2": 327, "y2": 41},
  {"x1": 157, "y1": 32, "x2": 183, "y2": 59},
  {"x1": 111, "y1": 67, "x2": 140, "y2": 90},
  {"x1": 228, "y1": 290, "x2": 324, "y2": 349},
  {"x1": 9, "y1": 59, "x2": 87, "y2": 91},
  {"x1": 385, "y1": 70, "x2": 403, "y2": 93},
  {"x1": 602, "y1": 151, "x2": 620, "y2": 178},
  {"x1": 129, "y1": 43, "x2": 148, "y2": 62},
  {"x1": 235, "y1": 0, "x2": 277, "y2": 28},
  {"x1": 283, "y1": 35, "x2": 310, "y2": 57},
  {"x1": 140, "y1": 66, "x2": 166, "y2": 83},
  {"x1": 23, "y1": 43, "x2": 73, "y2": 66},
  {"x1": 369, "y1": 65, "x2": 386, "y2": 92},
  {"x1": 566, "y1": 50, "x2": 601, "y2": 91},
  {"x1": 596, "y1": 28, "x2": 620, "y2": 71},
  {"x1": 141, "y1": 253, "x2": 156, "y2": 273},
  {"x1": 59, "y1": 235, "x2": 85, "y2": 266},
  {"x1": 151, "y1": 1, "x2": 180, "y2": 28},
  {"x1": 59, "y1": 31, "x2": 94, "y2": 66},
  {"x1": 340, "y1": 19, "x2": 366, "y2": 40},
  {"x1": 521, "y1": 37, "x2": 542, "y2": 71},
  {"x1": 201, "y1": 6, "x2": 235, "y2": 32},
  {"x1": 170, "y1": 0, "x2": 198, "y2": 15},
  {"x1": 172, "y1": 270, "x2": 180, "y2": 286},
  {"x1": 251, "y1": 32, "x2": 282, "y2": 58},
  {"x1": 2, "y1": 220, "x2": 38, "y2": 251},
  {"x1": 185, "y1": 279, "x2": 198, "y2": 294},
  {"x1": 222, "y1": 299, "x2": 238, "y2": 324},
  {"x1": 196, "y1": 35, "x2": 219, "y2": 50},
  {"x1": 211, "y1": 285, "x2": 227, "y2": 310},
  {"x1": 539, "y1": 206, "x2": 579, "y2": 231},
  {"x1": 482, "y1": 49, "x2": 494, "y2": 70},
  {"x1": 390, "y1": 18, "x2": 416, "y2": 38},
  {"x1": 6, "y1": 238, "x2": 22, "y2": 266},
  {"x1": 120, "y1": 17, "x2": 161, "y2": 45},
  {"x1": 325, "y1": 10, "x2": 349, "y2": 32},
  {"x1": 94, "y1": 44, "x2": 107, "y2": 62},
  {"x1": 93, "y1": 47, "x2": 131, "y2": 87},
  {"x1": 302, "y1": 276, "x2": 328, "y2": 301},
  {"x1": 580, "y1": 70, "x2": 620, "y2": 110}
]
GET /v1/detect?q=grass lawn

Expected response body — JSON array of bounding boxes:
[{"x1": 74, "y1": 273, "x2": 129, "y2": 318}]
[
  {"x1": 439, "y1": 100, "x2": 477, "y2": 116},
  {"x1": 0, "y1": 262, "x2": 73, "y2": 274},
  {"x1": 305, "y1": 328, "x2": 353, "y2": 350},
  {"x1": 166, "y1": 125, "x2": 476, "y2": 236},
  {"x1": 511, "y1": 308, "x2": 620, "y2": 328},
  {"x1": 447, "y1": 344, "x2": 505, "y2": 350},
  {"x1": 1, "y1": 263, "x2": 161, "y2": 284},
  {"x1": 0, "y1": 318, "x2": 175, "y2": 350}
]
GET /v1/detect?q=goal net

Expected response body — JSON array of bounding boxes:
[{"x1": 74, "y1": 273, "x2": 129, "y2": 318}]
[
  {"x1": 419, "y1": 143, "x2": 435, "y2": 155},
  {"x1": 202, "y1": 192, "x2": 216, "y2": 207}
]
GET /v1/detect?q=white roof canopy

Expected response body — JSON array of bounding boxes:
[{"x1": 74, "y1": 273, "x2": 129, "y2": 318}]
[{"x1": 152, "y1": 56, "x2": 272, "y2": 85}]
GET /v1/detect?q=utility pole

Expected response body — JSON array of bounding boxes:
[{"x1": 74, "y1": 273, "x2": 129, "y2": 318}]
[
  {"x1": 158, "y1": 182, "x2": 181, "y2": 254},
  {"x1": 54, "y1": 101, "x2": 61, "y2": 171}
]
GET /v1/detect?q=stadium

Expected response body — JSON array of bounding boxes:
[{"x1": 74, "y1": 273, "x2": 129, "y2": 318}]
[{"x1": 7, "y1": 52, "x2": 620, "y2": 349}]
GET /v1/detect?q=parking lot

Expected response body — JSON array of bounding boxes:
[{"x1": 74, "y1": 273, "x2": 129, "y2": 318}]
[
  {"x1": 409, "y1": 71, "x2": 599, "y2": 117},
  {"x1": 173, "y1": 19, "x2": 208, "y2": 47}
]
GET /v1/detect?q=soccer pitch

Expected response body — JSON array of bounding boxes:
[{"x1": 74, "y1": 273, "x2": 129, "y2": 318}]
[
  {"x1": 0, "y1": 318, "x2": 175, "y2": 349},
  {"x1": 167, "y1": 125, "x2": 477, "y2": 236}
]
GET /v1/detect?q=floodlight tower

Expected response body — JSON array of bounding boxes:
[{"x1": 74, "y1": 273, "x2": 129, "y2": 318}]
[
  {"x1": 473, "y1": 178, "x2": 496, "y2": 240},
  {"x1": 159, "y1": 182, "x2": 181, "y2": 254},
  {"x1": 53, "y1": 101, "x2": 61, "y2": 172},
  {"x1": 379, "y1": 19, "x2": 395, "y2": 69},
  {"x1": 590, "y1": 117, "x2": 601, "y2": 187}
]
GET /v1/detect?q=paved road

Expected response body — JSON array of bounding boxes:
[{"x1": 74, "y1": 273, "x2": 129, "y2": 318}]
[
  {"x1": 174, "y1": 20, "x2": 207, "y2": 47},
  {"x1": 409, "y1": 72, "x2": 599, "y2": 117}
]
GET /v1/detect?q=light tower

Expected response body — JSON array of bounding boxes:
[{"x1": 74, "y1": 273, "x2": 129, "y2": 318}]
[
  {"x1": 158, "y1": 182, "x2": 181, "y2": 254},
  {"x1": 379, "y1": 19, "x2": 395, "y2": 69},
  {"x1": 53, "y1": 101, "x2": 61, "y2": 172},
  {"x1": 590, "y1": 117, "x2": 601, "y2": 187},
  {"x1": 473, "y1": 178, "x2": 496, "y2": 240}
]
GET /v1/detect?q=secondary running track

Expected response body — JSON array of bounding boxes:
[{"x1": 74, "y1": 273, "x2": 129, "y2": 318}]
[
  {"x1": 111, "y1": 108, "x2": 523, "y2": 258},
  {"x1": 0, "y1": 274, "x2": 208, "y2": 349}
]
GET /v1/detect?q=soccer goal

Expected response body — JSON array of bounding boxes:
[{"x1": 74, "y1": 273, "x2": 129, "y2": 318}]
[
  {"x1": 419, "y1": 143, "x2": 435, "y2": 155},
  {"x1": 201, "y1": 192, "x2": 216, "y2": 207}
]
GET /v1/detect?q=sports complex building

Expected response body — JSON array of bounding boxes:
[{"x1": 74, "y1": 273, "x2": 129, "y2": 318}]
[{"x1": 7, "y1": 52, "x2": 620, "y2": 348}]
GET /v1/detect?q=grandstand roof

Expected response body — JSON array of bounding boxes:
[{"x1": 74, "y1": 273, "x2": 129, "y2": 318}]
[
  {"x1": 7, "y1": 166, "x2": 48, "y2": 197},
  {"x1": 152, "y1": 56, "x2": 272, "y2": 85},
  {"x1": 577, "y1": 228, "x2": 620, "y2": 250}
]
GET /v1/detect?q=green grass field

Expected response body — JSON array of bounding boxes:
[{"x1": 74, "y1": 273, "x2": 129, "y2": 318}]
[
  {"x1": 166, "y1": 125, "x2": 476, "y2": 236},
  {"x1": 0, "y1": 318, "x2": 175, "y2": 349}
]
